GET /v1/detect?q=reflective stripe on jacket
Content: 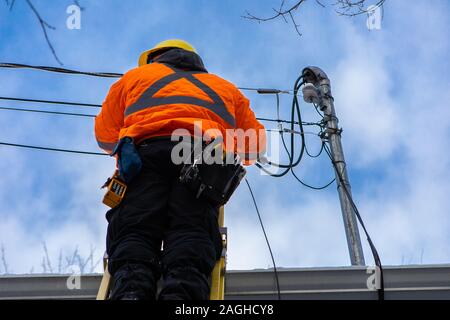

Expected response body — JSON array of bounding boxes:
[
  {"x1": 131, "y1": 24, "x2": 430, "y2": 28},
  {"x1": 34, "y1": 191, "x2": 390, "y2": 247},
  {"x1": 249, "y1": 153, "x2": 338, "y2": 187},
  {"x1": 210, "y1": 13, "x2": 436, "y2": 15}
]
[{"x1": 95, "y1": 49, "x2": 266, "y2": 162}]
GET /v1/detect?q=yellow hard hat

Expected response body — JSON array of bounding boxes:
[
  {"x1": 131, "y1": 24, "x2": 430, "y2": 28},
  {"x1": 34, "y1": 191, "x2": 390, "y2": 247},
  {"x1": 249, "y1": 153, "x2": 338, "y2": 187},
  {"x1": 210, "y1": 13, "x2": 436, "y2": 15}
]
[{"x1": 138, "y1": 39, "x2": 197, "y2": 66}]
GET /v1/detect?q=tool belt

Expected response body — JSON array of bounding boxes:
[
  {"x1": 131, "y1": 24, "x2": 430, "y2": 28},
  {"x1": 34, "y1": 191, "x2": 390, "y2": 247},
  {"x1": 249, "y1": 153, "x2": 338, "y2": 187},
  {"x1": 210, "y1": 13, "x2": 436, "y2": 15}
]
[{"x1": 179, "y1": 140, "x2": 246, "y2": 207}]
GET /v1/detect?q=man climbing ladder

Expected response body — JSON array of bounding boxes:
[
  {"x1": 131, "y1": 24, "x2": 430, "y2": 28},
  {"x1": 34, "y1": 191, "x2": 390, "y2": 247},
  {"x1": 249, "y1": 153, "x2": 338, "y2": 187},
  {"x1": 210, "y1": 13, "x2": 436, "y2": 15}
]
[{"x1": 95, "y1": 39, "x2": 265, "y2": 300}]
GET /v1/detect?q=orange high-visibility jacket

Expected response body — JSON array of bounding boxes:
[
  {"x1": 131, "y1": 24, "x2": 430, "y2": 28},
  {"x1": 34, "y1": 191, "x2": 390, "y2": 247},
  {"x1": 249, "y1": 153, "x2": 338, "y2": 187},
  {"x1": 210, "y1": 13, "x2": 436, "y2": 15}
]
[{"x1": 95, "y1": 53, "x2": 265, "y2": 162}]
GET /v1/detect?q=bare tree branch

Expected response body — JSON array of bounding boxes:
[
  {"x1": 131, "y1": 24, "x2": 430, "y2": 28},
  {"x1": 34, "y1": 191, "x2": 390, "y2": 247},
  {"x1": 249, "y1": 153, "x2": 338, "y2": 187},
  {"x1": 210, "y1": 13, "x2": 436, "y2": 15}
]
[
  {"x1": 288, "y1": 11, "x2": 302, "y2": 36},
  {"x1": 89, "y1": 245, "x2": 102, "y2": 273},
  {"x1": 41, "y1": 256, "x2": 46, "y2": 273},
  {"x1": 243, "y1": 0, "x2": 307, "y2": 35},
  {"x1": 243, "y1": 0, "x2": 386, "y2": 36},
  {"x1": 2, "y1": 243, "x2": 101, "y2": 275},
  {"x1": 92, "y1": 257, "x2": 102, "y2": 273},
  {"x1": 42, "y1": 242, "x2": 53, "y2": 273},
  {"x1": 1, "y1": 244, "x2": 9, "y2": 274},
  {"x1": 4, "y1": 0, "x2": 87, "y2": 64},
  {"x1": 66, "y1": 246, "x2": 79, "y2": 268},
  {"x1": 73, "y1": 0, "x2": 85, "y2": 11},
  {"x1": 25, "y1": 0, "x2": 63, "y2": 65},
  {"x1": 243, "y1": 0, "x2": 306, "y2": 23},
  {"x1": 335, "y1": 0, "x2": 385, "y2": 17},
  {"x1": 4, "y1": 0, "x2": 15, "y2": 10},
  {"x1": 315, "y1": 0, "x2": 326, "y2": 8},
  {"x1": 58, "y1": 249, "x2": 63, "y2": 273}
]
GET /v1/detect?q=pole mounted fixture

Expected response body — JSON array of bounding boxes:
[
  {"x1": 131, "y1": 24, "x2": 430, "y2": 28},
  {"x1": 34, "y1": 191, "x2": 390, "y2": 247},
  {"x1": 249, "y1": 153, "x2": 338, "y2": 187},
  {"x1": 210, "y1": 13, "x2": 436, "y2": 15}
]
[{"x1": 301, "y1": 66, "x2": 366, "y2": 266}]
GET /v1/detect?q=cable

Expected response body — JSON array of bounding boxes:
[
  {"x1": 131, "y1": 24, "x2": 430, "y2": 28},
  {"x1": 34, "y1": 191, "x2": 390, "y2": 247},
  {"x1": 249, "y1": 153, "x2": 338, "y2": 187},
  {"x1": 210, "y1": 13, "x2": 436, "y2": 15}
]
[
  {"x1": 313, "y1": 102, "x2": 324, "y2": 118},
  {"x1": 0, "y1": 96, "x2": 326, "y2": 128},
  {"x1": 278, "y1": 126, "x2": 335, "y2": 190},
  {"x1": 238, "y1": 87, "x2": 293, "y2": 94},
  {"x1": 304, "y1": 139, "x2": 325, "y2": 158},
  {"x1": 265, "y1": 129, "x2": 320, "y2": 136},
  {"x1": 255, "y1": 79, "x2": 336, "y2": 192},
  {"x1": 291, "y1": 168, "x2": 335, "y2": 190},
  {"x1": 0, "y1": 63, "x2": 292, "y2": 94},
  {"x1": 0, "y1": 63, "x2": 123, "y2": 78},
  {"x1": 256, "y1": 117, "x2": 321, "y2": 127},
  {"x1": 0, "y1": 106, "x2": 326, "y2": 134},
  {"x1": 256, "y1": 76, "x2": 307, "y2": 174},
  {"x1": 0, "y1": 142, "x2": 108, "y2": 156},
  {"x1": 0, "y1": 106, "x2": 96, "y2": 118},
  {"x1": 0, "y1": 96, "x2": 101, "y2": 108},
  {"x1": 323, "y1": 144, "x2": 384, "y2": 300},
  {"x1": 245, "y1": 178, "x2": 281, "y2": 300}
]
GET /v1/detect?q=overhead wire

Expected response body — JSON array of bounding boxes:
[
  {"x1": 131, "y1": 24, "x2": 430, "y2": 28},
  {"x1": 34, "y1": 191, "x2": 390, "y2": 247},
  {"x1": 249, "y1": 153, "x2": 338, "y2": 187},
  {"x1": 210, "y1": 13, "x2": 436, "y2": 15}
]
[
  {"x1": 0, "y1": 142, "x2": 107, "y2": 156},
  {"x1": 0, "y1": 96, "x2": 101, "y2": 108},
  {"x1": 0, "y1": 63, "x2": 293, "y2": 94},
  {"x1": 255, "y1": 80, "x2": 335, "y2": 190},
  {"x1": 0, "y1": 106, "x2": 96, "y2": 118},
  {"x1": 0, "y1": 63, "x2": 123, "y2": 78},
  {"x1": 255, "y1": 75, "x2": 306, "y2": 174},
  {"x1": 0, "y1": 96, "x2": 323, "y2": 127},
  {"x1": 245, "y1": 178, "x2": 281, "y2": 300}
]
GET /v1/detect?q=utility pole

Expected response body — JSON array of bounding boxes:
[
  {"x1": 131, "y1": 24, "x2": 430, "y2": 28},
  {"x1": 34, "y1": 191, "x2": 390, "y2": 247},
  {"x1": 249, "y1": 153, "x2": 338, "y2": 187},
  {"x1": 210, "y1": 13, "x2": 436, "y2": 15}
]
[{"x1": 302, "y1": 67, "x2": 366, "y2": 266}]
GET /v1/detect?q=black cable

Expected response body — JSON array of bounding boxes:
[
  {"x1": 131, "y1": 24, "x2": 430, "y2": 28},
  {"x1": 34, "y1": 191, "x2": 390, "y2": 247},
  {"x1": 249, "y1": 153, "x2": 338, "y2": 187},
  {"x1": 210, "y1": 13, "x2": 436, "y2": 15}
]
[
  {"x1": 304, "y1": 140, "x2": 325, "y2": 158},
  {"x1": 323, "y1": 144, "x2": 384, "y2": 300},
  {"x1": 0, "y1": 63, "x2": 123, "y2": 78},
  {"x1": 304, "y1": 125, "x2": 326, "y2": 158},
  {"x1": 0, "y1": 63, "x2": 291, "y2": 94},
  {"x1": 257, "y1": 117, "x2": 320, "y2": 127},
  {"x1": 255, "y1": 78, "x2": 338, "y2": 189},
  {"x1": 313, "y1": 102, "x2": 324, "y2": 118},
  {"x1": 0, "y1": 96, "x2": 101, "y2": 108},
  {"x1": 290, "y1": 168, "x2": 336, "y2": 190},
  {"x1": 0, "y1": 142, "x2": 108, "y2": 156},
  {"x1": 278, "y1": 118, "x2": 334, "y2": 190},
  {"x1": 0, "y1": 106, "x2": 96, "y2": 118},
  {"x1": 238, "y1": 87, "x2": 293, "y2": 94},
  {"x1": 0, "y1": 106, "x2": 325, "y2": 137},
  {"x1": 0, "y1": 96, "x2": 326, "y2": 128},
  {"x1": 277, "y1": 93, "x2": 292, "y2": 165},
  {"x1": 244, "y1": 178, "x2": 281, "y2": 300},
  {"x1": 256, "y1": 76, "x2": 306, "y2": 174}
]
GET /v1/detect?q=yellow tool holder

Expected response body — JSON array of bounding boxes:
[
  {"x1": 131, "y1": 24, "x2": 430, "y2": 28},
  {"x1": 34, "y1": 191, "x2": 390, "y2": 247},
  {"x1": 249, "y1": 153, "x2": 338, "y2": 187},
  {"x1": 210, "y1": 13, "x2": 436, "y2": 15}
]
[{"x1": 96, "y1": 206, "x2": 227, "y2": 300}]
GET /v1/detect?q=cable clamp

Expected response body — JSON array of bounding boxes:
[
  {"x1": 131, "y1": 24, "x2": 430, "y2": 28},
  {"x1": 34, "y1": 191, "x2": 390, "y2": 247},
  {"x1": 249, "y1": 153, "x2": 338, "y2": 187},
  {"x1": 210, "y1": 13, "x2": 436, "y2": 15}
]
[
  {"x1": 282, "y1": 128, "x2": 302, "y2": 135},
  {"x1": 325, "y1": 127, "x2": 343, "y2": 136},
  {"x1": 277, "y1": 121, "x2": 283, "y2": 131}
]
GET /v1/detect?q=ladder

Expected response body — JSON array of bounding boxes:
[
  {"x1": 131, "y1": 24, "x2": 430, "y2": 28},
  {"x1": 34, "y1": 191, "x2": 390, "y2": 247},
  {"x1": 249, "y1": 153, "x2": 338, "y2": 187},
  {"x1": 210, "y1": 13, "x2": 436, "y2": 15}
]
[{"x1": 96, "y1": 206, "x2": 227, "y2": 300}]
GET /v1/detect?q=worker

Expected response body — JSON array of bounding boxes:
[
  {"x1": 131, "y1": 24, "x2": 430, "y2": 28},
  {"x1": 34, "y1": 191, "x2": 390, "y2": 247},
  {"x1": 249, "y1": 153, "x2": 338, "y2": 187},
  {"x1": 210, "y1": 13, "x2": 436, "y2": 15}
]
[{"x1": 95, "y1": 39, "x2": 266, "y2": 300}]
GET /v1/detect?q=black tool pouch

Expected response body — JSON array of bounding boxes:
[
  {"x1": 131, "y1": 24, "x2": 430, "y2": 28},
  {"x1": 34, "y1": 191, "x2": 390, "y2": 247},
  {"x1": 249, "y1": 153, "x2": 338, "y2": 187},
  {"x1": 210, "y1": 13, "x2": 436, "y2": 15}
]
[{"x1": 179, "y1": 144, "x2": 246, "y2": 207}]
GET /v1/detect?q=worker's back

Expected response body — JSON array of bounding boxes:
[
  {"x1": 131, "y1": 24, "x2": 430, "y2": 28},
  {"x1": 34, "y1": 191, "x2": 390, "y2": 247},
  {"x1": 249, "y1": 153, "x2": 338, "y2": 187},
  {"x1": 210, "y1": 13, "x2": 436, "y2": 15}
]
[{"x1": 95, "y1": 48, "x2": 264, "y2": 157}]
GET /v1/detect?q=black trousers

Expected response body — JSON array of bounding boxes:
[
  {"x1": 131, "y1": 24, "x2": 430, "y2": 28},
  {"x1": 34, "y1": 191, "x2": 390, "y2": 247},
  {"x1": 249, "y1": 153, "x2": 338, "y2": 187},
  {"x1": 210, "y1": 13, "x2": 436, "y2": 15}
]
[{"x1": 105, "y1": 139, "x2": 223, "y2": 300}]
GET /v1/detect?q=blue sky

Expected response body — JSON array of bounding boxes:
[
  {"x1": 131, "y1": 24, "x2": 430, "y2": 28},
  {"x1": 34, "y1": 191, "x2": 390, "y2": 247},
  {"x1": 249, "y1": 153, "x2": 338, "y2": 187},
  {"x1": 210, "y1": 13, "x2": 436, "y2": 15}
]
[{"x1": 0, "y1": 0, "x2": 449, "y2": 273}]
